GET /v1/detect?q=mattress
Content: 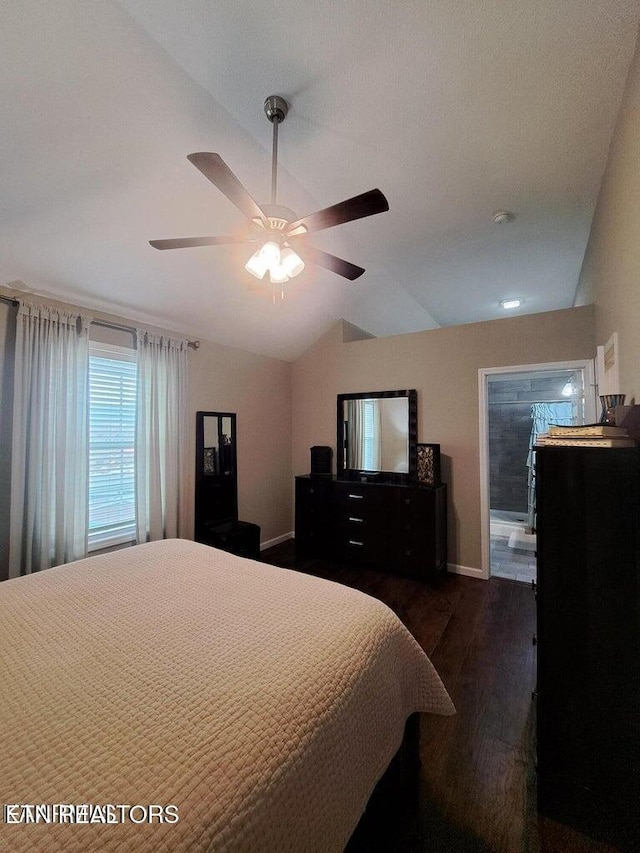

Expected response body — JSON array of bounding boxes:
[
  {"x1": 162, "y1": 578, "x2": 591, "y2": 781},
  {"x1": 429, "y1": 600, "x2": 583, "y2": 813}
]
[{"x1": 0, "y1": 539, "x2": 454, "y2": 852}]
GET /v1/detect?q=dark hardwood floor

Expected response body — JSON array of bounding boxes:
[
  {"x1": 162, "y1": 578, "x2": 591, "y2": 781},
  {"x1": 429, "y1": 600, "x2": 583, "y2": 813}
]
[{"x1": 260, "y1": 540, "x2": 623, "y2": 853}]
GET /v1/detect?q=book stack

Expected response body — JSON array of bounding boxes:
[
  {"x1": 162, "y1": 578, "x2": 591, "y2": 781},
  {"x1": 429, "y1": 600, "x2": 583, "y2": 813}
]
[{"x1": 536, "y1": 424, "x2": 637, "y2": 448}]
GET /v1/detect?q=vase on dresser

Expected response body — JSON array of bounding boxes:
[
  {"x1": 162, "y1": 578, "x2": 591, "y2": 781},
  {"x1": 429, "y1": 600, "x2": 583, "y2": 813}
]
[{"x1": 599, "y1": 393, "x2": 625, "y2": 424}]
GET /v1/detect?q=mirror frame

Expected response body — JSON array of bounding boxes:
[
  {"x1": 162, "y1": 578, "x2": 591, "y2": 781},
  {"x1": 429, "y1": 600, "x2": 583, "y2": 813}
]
[
  {"x1": 336, "y1": 389, "x2": 418, "y2": 484},
  {"x1": 195, "y1": 411, "x2": 238, "y2": 539}
]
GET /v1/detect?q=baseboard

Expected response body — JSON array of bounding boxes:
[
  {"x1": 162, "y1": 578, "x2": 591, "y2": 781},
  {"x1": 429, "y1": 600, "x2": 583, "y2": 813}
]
[
  {"x1": 260, "y1": 532, "x2": 294, "y2": 551},
  {"x1": 448, "y1": 563, "x2": 485, "y2": 578}
]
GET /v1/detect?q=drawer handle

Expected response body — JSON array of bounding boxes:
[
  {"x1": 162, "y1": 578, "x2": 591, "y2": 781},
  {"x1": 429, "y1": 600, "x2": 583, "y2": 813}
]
[
  {"x1": 348, "y1": 539, "x2": 364, "y2": 546},
  {"x1": 348, "y1": 517, "x2": 364, "y2": 523},
  {"x1": 348, "y1": 494, "x2": 364, "y2": 500}
]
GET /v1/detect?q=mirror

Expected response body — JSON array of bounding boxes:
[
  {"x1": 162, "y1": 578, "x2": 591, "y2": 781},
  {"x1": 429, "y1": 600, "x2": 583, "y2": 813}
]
[
  {"x1": 337, "y1": 390, "x2": 417, "y2": 483},
  {"x1": 195, "y1": 411, "x2": 238, "y2": 541},
  {"x1": 202, "y1": 413, "x2": 235, "y2": 476}
]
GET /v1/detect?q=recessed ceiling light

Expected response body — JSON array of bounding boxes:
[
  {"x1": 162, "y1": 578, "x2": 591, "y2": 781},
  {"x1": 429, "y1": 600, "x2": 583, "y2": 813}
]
[
  {"x1": 493, "y1": 211, "x2": 515, "y2": 224},
  {"x1": 501, "y1": 298, "x2": 521, "y2": 309}
]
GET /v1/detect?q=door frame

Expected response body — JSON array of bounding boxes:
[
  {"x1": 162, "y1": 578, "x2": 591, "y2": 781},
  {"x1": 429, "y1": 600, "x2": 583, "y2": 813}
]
[{"x1": 478, "y1": 359, "x2": 597, "y2": 580}]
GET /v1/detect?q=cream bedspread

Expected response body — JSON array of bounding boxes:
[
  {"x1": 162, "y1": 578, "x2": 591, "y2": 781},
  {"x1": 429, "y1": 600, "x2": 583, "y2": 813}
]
[{"x1": 0, "y1": 539, "x2": 454, "y2": 852}]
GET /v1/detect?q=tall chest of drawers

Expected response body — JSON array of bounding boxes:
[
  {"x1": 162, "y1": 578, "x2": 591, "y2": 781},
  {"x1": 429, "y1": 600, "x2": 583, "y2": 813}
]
[
  {"x1": 535, "y1": 447, "x2": 640, "y2": 850},
  {"x1": 295, "y1": 476, "x2": 447, "y2": 579}
]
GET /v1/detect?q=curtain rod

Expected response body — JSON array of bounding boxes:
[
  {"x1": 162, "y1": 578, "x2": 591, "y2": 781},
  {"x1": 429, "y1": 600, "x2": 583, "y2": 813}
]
[
  {"x1": 90, "y1": 319, "x2": 200, "y2": 350},
  {"x1": 0, "y1": 294, "x2": 200, "y2": 350}
]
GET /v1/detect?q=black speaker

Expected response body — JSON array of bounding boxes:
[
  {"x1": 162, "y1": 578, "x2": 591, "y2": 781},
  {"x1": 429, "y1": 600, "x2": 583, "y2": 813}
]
[{"x1": 310, "y1": 445, "x2": 332, "y2": 476}]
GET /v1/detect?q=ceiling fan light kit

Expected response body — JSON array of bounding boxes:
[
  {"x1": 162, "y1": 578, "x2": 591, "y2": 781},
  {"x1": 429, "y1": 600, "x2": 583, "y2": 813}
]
[
  {"x1": 150, "y1": 95, "x2": 389, "y2": 301},
  {"x1": 244, "y1": 241, "x2": 304, "y2": 285}
]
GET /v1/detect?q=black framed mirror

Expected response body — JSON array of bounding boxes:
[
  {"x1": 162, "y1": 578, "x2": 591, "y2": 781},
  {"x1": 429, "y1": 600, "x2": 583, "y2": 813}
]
[
  {"x1": 337, "y1": 390, "x2": 417, "y2": 483},
  {"x1": 195, "y1": 411, "x2": 238, "y2": 541}
]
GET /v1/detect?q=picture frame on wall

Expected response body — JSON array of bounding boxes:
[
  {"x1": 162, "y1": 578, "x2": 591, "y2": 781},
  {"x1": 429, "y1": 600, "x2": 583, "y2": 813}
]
[{"x1": 417, "y1": 443, "x2": 441, "y2": 487}]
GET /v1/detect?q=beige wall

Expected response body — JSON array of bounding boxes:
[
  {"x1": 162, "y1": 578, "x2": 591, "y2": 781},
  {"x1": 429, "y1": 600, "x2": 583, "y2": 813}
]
[
  {"x1": 292, "y1": 307, "x2": 595, "y2": 572},
  {"x1": 187, "y1": 337, "x2": 292, "y2": 544},
  {"x1": 577, "y1": 31, "x2": 640, "y2": 400},
  {"x1": 0, "y1": 291, "x2": 292, "y2": 577}
]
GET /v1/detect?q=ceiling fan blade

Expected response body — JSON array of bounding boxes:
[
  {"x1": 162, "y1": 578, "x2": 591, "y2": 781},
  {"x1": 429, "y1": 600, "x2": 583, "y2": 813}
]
[
  {"x1": 187, "y1": 153, "x2": 267, "y2": 224},
  {"x1": 286, "y1": 189, "x2": 388, "y2": 236},
  {"x1": 149, "y1": 235, "x2": 250, "y2": 250},
  {"x1": 292, "y1": 242, "x2": 365, "y2": 280}
]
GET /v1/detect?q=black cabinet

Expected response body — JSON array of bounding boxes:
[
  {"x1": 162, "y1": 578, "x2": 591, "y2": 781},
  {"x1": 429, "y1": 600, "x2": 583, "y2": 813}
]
[
  {"x1": 535, "y1": 447, "x2": 640, "y2": 850},
  {"x1": 195, "y1": 411, "x2": 261, "y2": 559},
  {"x1": 294, "y1": 476, "x2": 334, "y2": 558},
  {"x1": 295, "y1": 476, "x2": 447, "y2": 579},
  {"x1": 195, "y1": 411, "x2": 238, "y2": 543}
]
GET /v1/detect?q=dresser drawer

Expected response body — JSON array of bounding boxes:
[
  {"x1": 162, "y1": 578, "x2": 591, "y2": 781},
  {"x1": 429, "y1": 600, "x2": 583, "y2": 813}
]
[
  {"x1": 296, "y1": 478, "x2": 328, "y2": 503},
  {"x1": 387, "y1": 545, "x2": 427, "y2": 577},
  {"x1": 395, "y1": 488, "x2": 434, "y2": 520},
  {"x1": 336, "y1": 531, "x2": 382, "y2": 566},
  {"x1": 334, "y1": 482, "x2": 387, "y2": 523}
]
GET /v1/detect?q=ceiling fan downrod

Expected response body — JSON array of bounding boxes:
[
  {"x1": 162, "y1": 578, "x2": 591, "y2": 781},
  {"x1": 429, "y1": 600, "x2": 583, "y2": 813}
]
[{"x1": 264, "y1": 95, "x2": 288, "y2": 206}]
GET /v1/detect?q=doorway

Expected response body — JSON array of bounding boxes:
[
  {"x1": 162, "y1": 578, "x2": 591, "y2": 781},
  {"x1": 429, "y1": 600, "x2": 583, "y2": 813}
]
[{"x1": 478, "y1": 360, "x2": 597, "y2": 582}]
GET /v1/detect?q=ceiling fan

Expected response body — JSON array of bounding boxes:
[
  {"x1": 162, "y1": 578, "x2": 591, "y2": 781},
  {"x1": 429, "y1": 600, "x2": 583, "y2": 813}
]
[{"x1": 149, "y1": 96, "x2": 389, "y2": 293}]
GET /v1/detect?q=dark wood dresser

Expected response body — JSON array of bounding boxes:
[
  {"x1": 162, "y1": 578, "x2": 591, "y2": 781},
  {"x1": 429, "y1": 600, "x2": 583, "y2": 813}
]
[
  {"x1": 295, "y1": 475, "x2": 447, "y2": 579},
  {"x1": 535, "y1": 446, "x2": 640, "y2": 851}
]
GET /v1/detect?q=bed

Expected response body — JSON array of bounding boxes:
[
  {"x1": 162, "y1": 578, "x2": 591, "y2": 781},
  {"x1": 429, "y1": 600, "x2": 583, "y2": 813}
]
[{"x1": 0, "y1": 539, "x2": 454, "y2": 852}]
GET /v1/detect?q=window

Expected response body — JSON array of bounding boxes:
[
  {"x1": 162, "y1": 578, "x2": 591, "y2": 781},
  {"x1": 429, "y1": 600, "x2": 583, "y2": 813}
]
[{"x1": 88, "y1": 343, "x2": 137, "y2": 550}]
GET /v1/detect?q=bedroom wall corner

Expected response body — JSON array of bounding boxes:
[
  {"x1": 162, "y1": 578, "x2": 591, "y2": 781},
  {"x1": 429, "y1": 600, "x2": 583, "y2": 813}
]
[
  {"x1": 291, "y1": 322, "x2": 343, "y2": 480},
  {"x1": 188, "y1": 338, "x2": 293, "y2": 546}
]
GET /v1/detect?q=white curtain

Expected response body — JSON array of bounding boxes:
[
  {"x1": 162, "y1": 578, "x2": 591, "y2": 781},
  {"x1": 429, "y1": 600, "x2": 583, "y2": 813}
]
[
  {"x1": 135, "y1": 331, "x2": 189, "y2": 543},
  {"x1": 9, "y1": 301, "x2": 91, "y2": 576}
]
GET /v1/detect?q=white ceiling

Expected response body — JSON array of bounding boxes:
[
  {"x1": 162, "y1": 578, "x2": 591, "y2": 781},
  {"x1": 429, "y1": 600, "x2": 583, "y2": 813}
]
[{"x1": 1, "y1": 1, "x2": 638, "y2": 360}]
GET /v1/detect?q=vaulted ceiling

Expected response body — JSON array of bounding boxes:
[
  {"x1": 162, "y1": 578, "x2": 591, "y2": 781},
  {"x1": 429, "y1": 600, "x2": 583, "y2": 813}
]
[{"x1": 1, "y1": 1, "x2": 638, "y2": 359}]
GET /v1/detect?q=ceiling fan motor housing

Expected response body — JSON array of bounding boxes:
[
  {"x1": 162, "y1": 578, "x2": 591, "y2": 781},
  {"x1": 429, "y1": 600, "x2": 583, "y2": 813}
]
[{"x1": 255, "y1": 204, "x2": 299, "y2": 235}]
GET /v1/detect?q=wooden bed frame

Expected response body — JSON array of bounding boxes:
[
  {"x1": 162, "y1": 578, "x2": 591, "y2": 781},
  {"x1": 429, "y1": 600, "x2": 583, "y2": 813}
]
[{"x1": 346, "y1": 714, "x2": 421, "y2": 850}]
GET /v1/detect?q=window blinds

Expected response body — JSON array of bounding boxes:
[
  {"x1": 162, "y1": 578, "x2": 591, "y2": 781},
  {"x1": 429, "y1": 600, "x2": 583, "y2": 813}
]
[{"x1": 88, "y1": 348, "x2": 137, "y2": 549}]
